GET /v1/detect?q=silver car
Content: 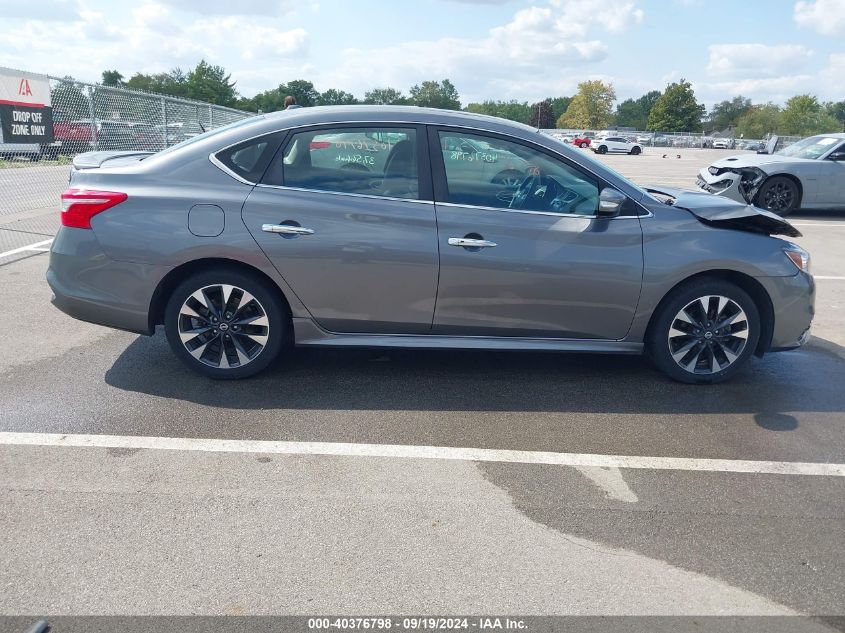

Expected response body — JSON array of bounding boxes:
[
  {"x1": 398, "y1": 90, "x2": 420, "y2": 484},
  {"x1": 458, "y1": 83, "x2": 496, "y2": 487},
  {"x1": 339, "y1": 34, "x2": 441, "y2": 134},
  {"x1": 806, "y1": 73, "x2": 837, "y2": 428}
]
[
  {"x1": 697, "y1": 133, "x2": 845, "y2": 216},
  {"x1": 48, "y1": 106, "x2": 814, "y2": 383}
]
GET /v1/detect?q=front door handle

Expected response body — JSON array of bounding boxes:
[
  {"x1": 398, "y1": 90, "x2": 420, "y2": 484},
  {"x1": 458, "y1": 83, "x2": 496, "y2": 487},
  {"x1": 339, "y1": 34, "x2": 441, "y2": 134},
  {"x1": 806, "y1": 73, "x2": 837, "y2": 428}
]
[
  {"x1": 448, "y1": 237, "x2": 497, "y2": 248},
  {"x1": 262, "y1": 223, "x2": 315, "y2": 236}
]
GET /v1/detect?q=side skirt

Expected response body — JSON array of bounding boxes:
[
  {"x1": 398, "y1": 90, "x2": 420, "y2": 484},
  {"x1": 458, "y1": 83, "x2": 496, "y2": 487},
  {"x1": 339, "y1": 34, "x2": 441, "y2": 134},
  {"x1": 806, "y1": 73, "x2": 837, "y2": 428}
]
[{"x1": 292, "y1": 318, "x2": 643, "y2": 354}]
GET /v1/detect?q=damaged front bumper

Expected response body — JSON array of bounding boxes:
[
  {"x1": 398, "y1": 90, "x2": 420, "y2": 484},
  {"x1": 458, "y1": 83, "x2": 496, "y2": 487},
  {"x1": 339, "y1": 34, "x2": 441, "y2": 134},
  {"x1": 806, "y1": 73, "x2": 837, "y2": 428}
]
[{"x1": 696, "y1": 165, "x2": 768, "y2": 204}]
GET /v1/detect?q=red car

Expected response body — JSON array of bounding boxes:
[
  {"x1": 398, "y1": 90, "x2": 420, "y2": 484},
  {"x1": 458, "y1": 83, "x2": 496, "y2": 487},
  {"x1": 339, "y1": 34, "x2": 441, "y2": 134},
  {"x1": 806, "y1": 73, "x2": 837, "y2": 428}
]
[{"x1": 572, "y1": 133, "x2": 595, "y2": 148}]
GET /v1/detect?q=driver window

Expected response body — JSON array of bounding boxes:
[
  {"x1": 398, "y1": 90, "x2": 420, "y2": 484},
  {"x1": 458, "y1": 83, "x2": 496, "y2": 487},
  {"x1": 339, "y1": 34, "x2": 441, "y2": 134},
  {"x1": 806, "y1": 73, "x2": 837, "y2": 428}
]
[{"x1": 437, "y1": 130, "x2": 599, "y2": 215}]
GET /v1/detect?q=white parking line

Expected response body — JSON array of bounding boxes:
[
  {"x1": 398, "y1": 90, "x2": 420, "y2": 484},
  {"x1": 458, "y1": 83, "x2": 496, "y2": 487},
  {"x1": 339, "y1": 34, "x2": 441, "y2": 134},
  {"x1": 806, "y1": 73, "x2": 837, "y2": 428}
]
[
  {"x1": 814, "y1": 276, "x2": 845, "y2": 280},
  {"x1": 1, "y1": 432, "x2": 843, "y2": 477},
  {"x1": 0, "y1": 238, "x2": 53, "y2": 259},
  {"x1": 791, "y1": 222, "x2": 845, "y2": 227}
]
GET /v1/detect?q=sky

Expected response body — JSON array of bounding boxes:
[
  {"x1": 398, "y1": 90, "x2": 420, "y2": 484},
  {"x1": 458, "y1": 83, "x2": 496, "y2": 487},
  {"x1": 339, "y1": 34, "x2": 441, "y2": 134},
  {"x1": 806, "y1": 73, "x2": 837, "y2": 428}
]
[{"x1": 0, "y1": 0, "x2": 843, "y2": 108}]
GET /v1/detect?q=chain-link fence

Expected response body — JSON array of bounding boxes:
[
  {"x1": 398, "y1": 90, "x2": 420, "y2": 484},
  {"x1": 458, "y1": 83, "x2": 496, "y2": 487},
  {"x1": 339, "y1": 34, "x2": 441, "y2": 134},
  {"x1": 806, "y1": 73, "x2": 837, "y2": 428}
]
[
  {"x1": 0, "y1": 68, "x2": 253, "y2": 218},
  {"x1": 541, "y1": 128, "x2": 804, "y2": 151}
]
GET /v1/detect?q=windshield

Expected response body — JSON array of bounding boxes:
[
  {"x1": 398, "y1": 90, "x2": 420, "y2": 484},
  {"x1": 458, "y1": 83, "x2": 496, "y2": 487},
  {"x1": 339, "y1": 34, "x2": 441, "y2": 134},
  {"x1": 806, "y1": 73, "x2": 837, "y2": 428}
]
[
  {"x1": 776, "y1": 135, "x2": 841, "y2": 160},
  {"x1": 154, "y1": 114, "x2": 264, "y2": 156}
]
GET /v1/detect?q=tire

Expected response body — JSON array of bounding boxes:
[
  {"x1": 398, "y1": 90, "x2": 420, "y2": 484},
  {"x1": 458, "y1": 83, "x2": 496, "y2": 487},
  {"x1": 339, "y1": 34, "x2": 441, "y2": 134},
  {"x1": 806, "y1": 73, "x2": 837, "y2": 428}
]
[
  {"x1": 578, "y1": 142, "x2": 588, "y2": 148},
  {"x1": 597, "y1": 145, "x2": 608, "y2": 154},
  {"x1": 646, "y1": 278, "x2": 760, "y2": 384},
  {"x1": 755, "y1": 176, "x2": 800, "y2": 217},
  {"x1": 630, "y1": 146, "x2": 641, "y2": 155},
  {"x1": 164, "y1": 268, "x2": 288, "y2": 379}
]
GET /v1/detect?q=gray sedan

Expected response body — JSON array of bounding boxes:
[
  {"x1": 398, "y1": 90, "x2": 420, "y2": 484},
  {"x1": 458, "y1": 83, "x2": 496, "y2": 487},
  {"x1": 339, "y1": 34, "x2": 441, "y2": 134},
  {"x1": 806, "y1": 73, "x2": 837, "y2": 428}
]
[{"x1": 47, "y1": 106, "x2": 814, "y2": 383}]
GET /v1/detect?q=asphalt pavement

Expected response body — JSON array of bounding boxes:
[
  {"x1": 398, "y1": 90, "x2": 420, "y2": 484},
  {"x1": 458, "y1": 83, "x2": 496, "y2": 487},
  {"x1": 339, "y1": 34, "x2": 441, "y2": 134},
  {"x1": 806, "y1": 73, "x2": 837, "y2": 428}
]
[{"x1": 1, "y1": 149, "x2": 844, "y2": 620}]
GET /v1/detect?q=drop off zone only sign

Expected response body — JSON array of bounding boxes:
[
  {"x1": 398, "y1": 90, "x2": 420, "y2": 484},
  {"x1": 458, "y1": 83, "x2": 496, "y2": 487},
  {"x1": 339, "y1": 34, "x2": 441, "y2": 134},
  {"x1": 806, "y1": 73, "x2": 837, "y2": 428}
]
[{"x1": 0, "y1": 69, "x2": 54, "y2": 144}]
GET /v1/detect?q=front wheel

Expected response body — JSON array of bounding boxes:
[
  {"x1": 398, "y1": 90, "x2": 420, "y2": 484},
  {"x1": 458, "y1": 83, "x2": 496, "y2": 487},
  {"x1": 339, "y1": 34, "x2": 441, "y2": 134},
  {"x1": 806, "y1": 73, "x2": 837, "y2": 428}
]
[
  {"x1": 647, "y1": 279, "x2": 760, "y2": 384},
  {"x1": 578, "y1": 142, "x2": 588, "y2": 148},
  {"x1": 755, "y1": 176, "x2": 800, "y2": 217},
  {"x1": 596, "y1": 145, "x2": 608, "y2": 154},
  {"x1": 630, "y1": 146, "x2": 641, "y2": 155},
  {"x1": 164, "y1": 268, "x2": 287, "y2": 379}
]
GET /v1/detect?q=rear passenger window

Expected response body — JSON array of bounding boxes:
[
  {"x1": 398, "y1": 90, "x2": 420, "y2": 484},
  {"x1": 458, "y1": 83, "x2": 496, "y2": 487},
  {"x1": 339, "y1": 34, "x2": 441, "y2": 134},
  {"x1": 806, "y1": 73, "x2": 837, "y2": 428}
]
[
  {"x1": 215, "y1": 134, "x2": 279, "y2": 183},
  {"x1": 278, "y1": 127, "x2": 419, "y2": 200}
]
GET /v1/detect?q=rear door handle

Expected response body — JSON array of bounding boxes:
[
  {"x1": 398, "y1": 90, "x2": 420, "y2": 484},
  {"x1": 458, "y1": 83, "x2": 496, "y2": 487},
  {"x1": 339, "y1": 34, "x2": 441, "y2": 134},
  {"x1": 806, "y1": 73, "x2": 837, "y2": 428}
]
[
  {"x1": 448, "y1": 237, "x2": 497, "y2": 248},
  {"x1": 262, "y1": 223, "x2": 315, "y2": 236}
]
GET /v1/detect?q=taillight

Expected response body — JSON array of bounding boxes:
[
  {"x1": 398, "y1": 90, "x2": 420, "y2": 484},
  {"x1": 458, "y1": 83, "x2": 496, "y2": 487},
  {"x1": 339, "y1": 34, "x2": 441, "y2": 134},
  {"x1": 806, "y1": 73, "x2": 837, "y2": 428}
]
[
  {"x1": 61, "y1": 188, "x2": 128, "y2": 229},
  {"x1": 309, "y1": 141, "x2": 331, "y2": 150}
]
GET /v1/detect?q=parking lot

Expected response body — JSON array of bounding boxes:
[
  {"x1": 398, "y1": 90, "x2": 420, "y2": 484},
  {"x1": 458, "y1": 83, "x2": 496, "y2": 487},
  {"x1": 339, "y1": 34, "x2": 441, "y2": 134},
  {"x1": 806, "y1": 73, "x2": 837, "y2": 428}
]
[{"x1": 1, "y1": 148, "x2": 844, "y2": 617}]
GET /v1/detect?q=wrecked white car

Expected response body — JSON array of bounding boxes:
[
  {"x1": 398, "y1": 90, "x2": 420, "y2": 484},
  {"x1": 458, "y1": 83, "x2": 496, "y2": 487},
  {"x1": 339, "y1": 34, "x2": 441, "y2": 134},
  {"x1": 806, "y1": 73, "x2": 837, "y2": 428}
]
[{"x1": 696, "y1": 133, "x2": 845, "y2": 216}]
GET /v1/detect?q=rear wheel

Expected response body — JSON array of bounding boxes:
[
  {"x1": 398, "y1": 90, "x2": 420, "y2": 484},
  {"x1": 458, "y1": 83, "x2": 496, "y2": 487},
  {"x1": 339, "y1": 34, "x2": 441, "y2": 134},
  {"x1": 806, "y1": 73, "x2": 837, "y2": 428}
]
[
  {"x1": 755, "y1": 176, "x2": 800, "y2": 217},
  {"x1": 578, "y1": 142, "x2": 588, "y2": 148},
  {"x1": 647, "y1": 279, "x2": 760, "y2": 384},
  {"x1": 630, "y1": 146, "x2": 641, "y2": 155},
  {"x1": 164, "y1": 268, "x2": 287, "y2": 379}
]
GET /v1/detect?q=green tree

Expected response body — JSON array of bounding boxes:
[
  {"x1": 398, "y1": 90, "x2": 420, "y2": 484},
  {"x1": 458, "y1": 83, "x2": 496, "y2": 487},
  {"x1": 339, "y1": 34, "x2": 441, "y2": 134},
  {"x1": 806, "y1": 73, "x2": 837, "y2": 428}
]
[
  {"x1": 279, "y1": 80, "x2": 319, "y2": 107},
  {"x1": 826, "y1": 101, "x2": 845, "y2": 132},
  {"x1": 735, "y1": 103, "x2": 782, "y2": 138},
  {"x1": 547, "y1": 96, "x2": 572, "y2": 125},
  {"x1": 558, "y1": 80, "x2": 616, "y2": 129},
  {"x1": 707, "y1": 95, "x2": 752, "y2": 132},
  {"x1": 409, "y1": 79, "x2": 461, "y2": 110},
  {"x1": 615, "y1": 90, "x2": 662, "y2": 129},
  {"x1": 51, "y1": 76, "x2": 90, "y2": 119},
  {"x1": 100, "y1": 70, "x2": 124, "y2": 87},
  {"x1": 184, "y1": 60, "x2": 237, "y2": 107},
  {"x1": 125, "y1": 69, "x2": 189, "y2": 98},
  {"x1": 363, "y1": 87, "x2": 407, "y2": 105},
  {"x1": 317, "y1": 88, "x2": 359, "y2": 106},
  {"x1": 529, "y1": 101, "x2": 555, "y2": 128},
  {"x1": 647, "y1": 79, "x2": 705, "y2": 132},
  {"x1": 780, "y1": 95, "x2": 840, "y2": 135},
  {"x1": 464, "y1": 100, "x2": 531, "y2": 124}
]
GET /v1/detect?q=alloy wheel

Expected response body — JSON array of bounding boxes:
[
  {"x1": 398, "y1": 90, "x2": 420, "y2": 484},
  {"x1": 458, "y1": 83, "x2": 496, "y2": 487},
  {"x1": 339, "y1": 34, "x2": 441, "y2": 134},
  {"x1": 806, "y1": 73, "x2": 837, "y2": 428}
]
[
  {"x1": 762, "y1": 180, "x2": 796, "y2": 213},
  {"x1": 177, "y1": 284, "x2": 269, "y2": 369},
  {"x1": 667, "y1": 295, "x2": 749, "y2": 375}
]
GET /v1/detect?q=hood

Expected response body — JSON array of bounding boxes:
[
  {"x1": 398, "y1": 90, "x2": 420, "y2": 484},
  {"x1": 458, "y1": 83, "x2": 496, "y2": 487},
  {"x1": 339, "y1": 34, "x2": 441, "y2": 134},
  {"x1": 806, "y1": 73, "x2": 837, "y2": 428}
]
[
  {"x1": 709, "y1": 152, "x2": 810, "y2": 169},
  {"x1": 72, "y1": 150, "x2": 155, "y2": 170},
  {"x1": 644, "y1": 186, "x2": 801, "y2": 238}
]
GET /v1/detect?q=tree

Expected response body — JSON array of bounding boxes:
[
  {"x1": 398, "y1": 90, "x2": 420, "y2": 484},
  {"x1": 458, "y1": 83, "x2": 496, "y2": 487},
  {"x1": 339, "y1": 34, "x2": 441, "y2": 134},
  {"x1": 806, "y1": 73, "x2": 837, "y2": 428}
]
[
  {"x1": 125, "y1": 69, "x2": 189, "y2": 98},
  {"x1": 826, "y1": 101, "x2": 845, "y2": 132},
  {"x1": 464, "y1": 100, "x2": 531, "y2": 124},
  {"x1": 363, "y1": 87, "x2": 407, "y2": 105},
  {"x1": 707, "y1": 95, "x2": 752, "y2": 132},
  {"x1": 101, "y1": 70, "x2": 124, "y2": 87},
  {"x1": 279, "y1": 80, "x2": 319, "y2": 107},
  {"x1": 409, "y1": 79, "x2": 461, "y2": 110},
  {"x1": 735, "y1": 103, "x2": 781, "y2": 138},
  {"x1": 647, "y1": 78, "x2": 705, "y2": 132},
  {"x1": 529, "y1": 101, "x2": 555, "y2": 128},
  {"x1": 780, "y1": 95, "x2": 840, "y2": 136},
  {"x1": 547, "y1": 96, "x2": 572, "y2": 125},
  {"x1": 317, "y1": 88, "x2": 359, "y2": 106},
  {"x1": 615, "y1": 90, "x2": 661, "y2": 129},
  {"x1": 558, "y1": 80, "x2": 616, "y2": 129},
  {"x1": 184, "y1": 60, "x2": 238, "y2": 107}
]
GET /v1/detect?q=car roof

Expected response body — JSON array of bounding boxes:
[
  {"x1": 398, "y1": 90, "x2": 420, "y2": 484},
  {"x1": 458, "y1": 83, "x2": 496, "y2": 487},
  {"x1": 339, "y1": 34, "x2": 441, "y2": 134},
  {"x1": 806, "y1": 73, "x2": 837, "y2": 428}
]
[{"x1": 258, "y1": 105, "x2": 540, "y2": 135}]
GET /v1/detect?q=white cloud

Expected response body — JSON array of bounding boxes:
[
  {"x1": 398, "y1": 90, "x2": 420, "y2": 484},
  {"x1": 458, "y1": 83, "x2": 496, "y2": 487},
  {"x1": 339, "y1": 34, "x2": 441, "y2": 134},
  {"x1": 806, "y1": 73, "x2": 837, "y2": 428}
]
[
  {"x1": 794, "y1": 0, "x2": 845, "y2": 35},
  {"x1": 156, "y1": 0, "x2": 300, "y2": 15},
  {"x1": 706, "y1": 43, "x2": 814, "y2": 78},
  {"x1": 316, "y1": 0, "x2": 643, "y2": 103}
]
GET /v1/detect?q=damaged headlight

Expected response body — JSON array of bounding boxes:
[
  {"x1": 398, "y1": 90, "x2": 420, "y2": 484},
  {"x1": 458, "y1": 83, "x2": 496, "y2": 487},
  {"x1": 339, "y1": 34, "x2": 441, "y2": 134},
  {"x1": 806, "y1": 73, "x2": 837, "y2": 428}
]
[
  {"x1": 783, "y1": 243, "x2": 811, "y2": 274},
  {"x1": 737, "y1": 167, "x2": 767, "y2": 202}
]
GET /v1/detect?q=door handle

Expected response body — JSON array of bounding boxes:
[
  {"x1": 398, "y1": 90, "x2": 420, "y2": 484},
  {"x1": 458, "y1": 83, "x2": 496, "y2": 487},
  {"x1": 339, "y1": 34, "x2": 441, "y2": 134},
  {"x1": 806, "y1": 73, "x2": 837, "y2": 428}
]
[
  {"x1": 448, "y1": 237, "x2": 497, "y2": 248},
  {"x1": 262, "y1": 223, "x2": 315, "y2": 236}
]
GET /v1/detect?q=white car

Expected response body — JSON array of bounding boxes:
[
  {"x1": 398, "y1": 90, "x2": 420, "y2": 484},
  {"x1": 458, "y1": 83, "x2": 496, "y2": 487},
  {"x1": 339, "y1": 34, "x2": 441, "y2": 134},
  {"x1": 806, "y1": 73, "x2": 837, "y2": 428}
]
[
  {"x1": 591, "y1": 136, "x2": 643, "y2": 155},
  {"x1": 712, "y1": 139, "x2": 730, "y2": 149},
  {"x1": 696, "y1": 133, "x2": 845, "y2": 216}
]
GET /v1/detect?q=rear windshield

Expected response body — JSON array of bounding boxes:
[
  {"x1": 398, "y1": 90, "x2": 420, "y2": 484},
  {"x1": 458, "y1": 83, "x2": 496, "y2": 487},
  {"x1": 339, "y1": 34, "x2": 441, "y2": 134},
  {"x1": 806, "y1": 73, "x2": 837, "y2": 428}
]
[{"x1": 154, "y1": 115, "x2": 265, "y2": 157}]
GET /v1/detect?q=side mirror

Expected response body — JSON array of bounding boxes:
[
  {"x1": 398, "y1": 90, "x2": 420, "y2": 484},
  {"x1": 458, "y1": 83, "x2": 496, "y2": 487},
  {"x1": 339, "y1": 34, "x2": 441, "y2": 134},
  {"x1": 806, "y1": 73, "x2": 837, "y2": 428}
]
[
  {"x1": 827, "y1": 152, "x2": 845, "y2": 162},
  {"x1": 598, "y1": 187, "x2": 626, "y2": 217}
]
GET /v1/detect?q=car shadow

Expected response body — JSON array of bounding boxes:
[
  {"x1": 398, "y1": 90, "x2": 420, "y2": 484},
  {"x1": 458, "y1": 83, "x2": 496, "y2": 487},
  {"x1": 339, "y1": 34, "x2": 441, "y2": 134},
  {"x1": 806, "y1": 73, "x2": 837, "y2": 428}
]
[{"x1": 104, "y1": 329, "x2": 845, "y2": 419}]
